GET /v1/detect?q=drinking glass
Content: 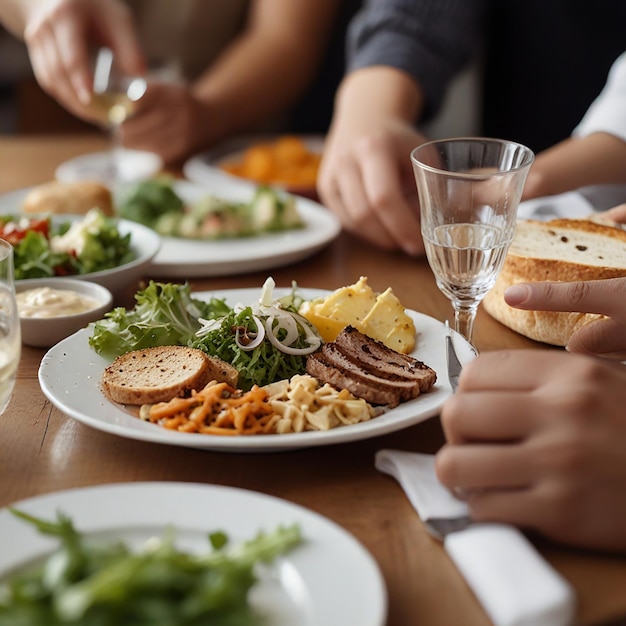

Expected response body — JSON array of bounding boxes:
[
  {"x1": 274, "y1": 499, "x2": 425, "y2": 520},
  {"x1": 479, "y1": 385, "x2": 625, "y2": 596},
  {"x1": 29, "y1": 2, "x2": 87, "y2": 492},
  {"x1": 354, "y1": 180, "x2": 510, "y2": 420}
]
[
  {"x1": 411, "y1": 137, "x2": 534, "y2": 345},
  {"x1": 0, "y1": 239, "x2": 21, "y2": 414},
  {"x1": 88, "y1": 47, "x2": 147, "y2": 182}
]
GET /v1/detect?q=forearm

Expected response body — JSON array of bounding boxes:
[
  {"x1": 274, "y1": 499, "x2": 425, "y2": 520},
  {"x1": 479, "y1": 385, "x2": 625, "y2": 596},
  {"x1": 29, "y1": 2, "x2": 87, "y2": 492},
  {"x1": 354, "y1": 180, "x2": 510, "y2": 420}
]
[
  {"x1": 330, "y1": 66, "x2": 424, "y2": 134},
  {"x1": 0, "y1": 0, "x2": 34, "y2": 37},
  {"x1": 191, "y1": 2, "x2": 338, "y2": 144},
  {"x1": 524, "y1": 133, "x2": 626, "y2": 199}
]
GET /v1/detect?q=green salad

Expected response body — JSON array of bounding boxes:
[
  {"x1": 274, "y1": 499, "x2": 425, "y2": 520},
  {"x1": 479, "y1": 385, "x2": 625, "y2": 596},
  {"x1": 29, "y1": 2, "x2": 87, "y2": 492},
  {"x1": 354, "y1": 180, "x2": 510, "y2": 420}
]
[
  {"x1": 0, "y1": 508, "x2": 302, "y2": 625},
  {"x1": 1, "y1": 209, "x2": 134, "y2": 280},
  {"x1": 117, "y1": 178, "x2": 304, "y2": 239},
  {"x1": 88, "y1": 279, "x2": 322, "y2": 390}
]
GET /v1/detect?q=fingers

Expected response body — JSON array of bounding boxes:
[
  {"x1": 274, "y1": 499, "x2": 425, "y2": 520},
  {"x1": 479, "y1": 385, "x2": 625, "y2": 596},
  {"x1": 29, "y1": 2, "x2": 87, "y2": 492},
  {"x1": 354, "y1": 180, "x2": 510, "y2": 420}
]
[
  {"x1": 603, "y1": 203, "x2": 626, "y2": 224},
  {"x1": 505, "y1": 277, "x2": 626, "y2": 317},
  {"x1": 567, "y1": 318, "x2": 626, "y2": 359}
]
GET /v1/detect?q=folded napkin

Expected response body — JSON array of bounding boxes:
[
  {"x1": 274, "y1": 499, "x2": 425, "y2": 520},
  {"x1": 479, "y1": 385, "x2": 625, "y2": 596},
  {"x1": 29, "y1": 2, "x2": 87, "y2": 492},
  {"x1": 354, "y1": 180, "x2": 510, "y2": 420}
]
[{"x1": 375, "y1": 449, "x2": 577, "y2": 626}]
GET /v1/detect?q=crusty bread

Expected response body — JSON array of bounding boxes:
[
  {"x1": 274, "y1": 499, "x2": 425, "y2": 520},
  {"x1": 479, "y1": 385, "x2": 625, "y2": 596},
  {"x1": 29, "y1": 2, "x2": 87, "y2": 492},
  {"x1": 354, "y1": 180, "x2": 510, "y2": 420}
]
[
  {"x1": 101, "y1": 346, "x2": 239, "y2": 405},
  {"x1": 483, "y1": 218, "x2": 626, "y2": 346},
  {"x1": 23, "y1": 181, "x2": 114, "y2": 216}
]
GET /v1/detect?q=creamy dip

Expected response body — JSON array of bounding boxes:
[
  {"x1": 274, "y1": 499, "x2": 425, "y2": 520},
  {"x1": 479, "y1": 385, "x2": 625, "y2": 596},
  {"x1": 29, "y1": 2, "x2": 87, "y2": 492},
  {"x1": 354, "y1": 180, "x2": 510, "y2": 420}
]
[{"x1": 17, "y1": 287, "x2": 100, "y2": 318}]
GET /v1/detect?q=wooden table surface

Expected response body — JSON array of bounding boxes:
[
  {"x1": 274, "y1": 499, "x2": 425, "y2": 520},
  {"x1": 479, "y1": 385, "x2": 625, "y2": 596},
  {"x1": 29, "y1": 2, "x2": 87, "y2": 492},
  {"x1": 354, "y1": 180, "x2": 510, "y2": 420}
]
[{"x1": 1, "y1": 134, "x2": 626, "y2": 626}]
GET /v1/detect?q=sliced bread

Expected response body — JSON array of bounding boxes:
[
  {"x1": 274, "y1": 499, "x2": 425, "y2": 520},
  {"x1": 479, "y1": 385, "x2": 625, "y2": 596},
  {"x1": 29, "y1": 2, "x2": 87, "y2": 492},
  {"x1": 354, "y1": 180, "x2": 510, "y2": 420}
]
[
  {"x1": 101, "y1": 346, "x2": 239, "y2": 405},
  {"x1": 483, "y1": 218, "x2": 626, "y2": 346}
]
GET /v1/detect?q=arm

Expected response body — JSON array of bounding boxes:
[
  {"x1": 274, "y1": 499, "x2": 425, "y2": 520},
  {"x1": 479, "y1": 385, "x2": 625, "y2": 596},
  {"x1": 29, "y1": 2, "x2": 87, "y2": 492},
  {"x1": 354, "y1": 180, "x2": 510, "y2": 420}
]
[
  {"x1": 0, "y1": 0, "x2": 144, "y2": 115},
  {"x1": 122, "y1": 0, "x2": 340, "y2": 164},
  {"x1": 436, "y1": 350, "x2": 626, "y2": 553},
  {"x1": 524, "y1": 51, "x2": 626, "y2": 199},
  {"x1": 317, "y1": 0, "x2": 486, "y2": 255}
]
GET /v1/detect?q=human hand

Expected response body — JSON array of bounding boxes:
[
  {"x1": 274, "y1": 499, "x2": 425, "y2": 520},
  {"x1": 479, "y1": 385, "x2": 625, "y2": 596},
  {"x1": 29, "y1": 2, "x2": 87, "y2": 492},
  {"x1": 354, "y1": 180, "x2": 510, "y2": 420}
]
[
  {"x1": 121, "y1": 81, "x2": 212, "y2": 165},
  {"x1": 504, "y1": 277, "x2": 626, "y2": 359},
  {"x1": 318, "y1": 84, "x2": 428, "y2": 256},
  {"x1": 22, "y1": 0, "x2": 144, "y2": 116},
  {"x1": 436, "y1": 350, "x2": 626, "y2": 552}
]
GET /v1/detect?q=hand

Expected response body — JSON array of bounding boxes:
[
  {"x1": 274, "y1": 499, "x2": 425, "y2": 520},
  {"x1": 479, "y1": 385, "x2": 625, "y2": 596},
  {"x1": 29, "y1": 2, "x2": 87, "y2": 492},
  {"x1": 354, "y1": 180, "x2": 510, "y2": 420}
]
[
  {"x1": 504, "y1": 277, "x2": 626, "y2": 359},
  {"x1": 436, "y1": 350, "x2": 626, "y2": 552},
  {"x1": 317, "y1": 67, "x2": 428, "y2": 256},
  {"x1": 121, "y1": 81, "x2": 213, "y2": 165},
  {"x1": 21, "y1": 0, "x2": 144, "y2": 116}
]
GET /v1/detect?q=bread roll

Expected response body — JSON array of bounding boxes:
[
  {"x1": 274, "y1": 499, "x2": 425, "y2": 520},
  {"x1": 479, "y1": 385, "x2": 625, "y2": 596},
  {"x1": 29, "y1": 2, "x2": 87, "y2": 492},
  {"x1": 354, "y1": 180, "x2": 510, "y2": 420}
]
[
  {"x1": 23, "y1": 181, "x2": 114, "y2": 216},
  {"x1": 483, "y1": 218, "x2": 626, "y2": 346},
  {"x1": 101, "y1": 346, "x2": 239, "y2": 405}
]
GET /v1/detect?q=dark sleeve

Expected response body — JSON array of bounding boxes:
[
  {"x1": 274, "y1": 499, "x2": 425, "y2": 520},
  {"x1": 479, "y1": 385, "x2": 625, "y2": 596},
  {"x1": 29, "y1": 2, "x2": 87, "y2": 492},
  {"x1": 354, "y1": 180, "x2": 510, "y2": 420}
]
[{"x1": 347, "y1": 0, "x2": 488, "y2": 120}]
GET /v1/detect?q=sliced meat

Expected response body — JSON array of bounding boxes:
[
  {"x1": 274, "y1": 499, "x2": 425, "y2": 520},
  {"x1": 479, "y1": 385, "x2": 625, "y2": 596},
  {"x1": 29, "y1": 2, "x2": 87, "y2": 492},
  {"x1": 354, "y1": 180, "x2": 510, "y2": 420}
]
[{"x1": 306, "y1": 326, "x2": 437, "y2": 407}]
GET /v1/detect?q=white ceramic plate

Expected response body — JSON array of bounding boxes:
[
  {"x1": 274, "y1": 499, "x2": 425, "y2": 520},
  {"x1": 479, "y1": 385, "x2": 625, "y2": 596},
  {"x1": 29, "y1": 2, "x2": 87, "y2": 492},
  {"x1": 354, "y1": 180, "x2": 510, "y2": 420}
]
[
  {"x1": 115, "y1": 178, "x2": 340, "y2": 278},
  {"x1": 0, "y1": 190, "x2": 161, "y2": 293},
  {"x1": 38, "y1": 287, "x2": 475, "y2": 453},
  {"x1": 0, "y1": 482, "x2": 387, "y2": 626},
  {"x1": 183, "y1": 134, "x2": 325, "y2": 195},
  {"x1": 55, "y1": 149, "x2": 163, "y2": 184}
]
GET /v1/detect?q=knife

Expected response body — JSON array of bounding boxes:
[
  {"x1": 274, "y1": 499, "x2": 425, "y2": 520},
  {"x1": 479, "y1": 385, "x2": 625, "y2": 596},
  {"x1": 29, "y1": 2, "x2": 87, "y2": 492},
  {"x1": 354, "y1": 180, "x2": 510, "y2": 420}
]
[
  {"x1": 445, "y1": 321, "x2": 465, "y2": 392},
  {"x1": 375, "y1": 450, "x2": 577, "y2": 626}
]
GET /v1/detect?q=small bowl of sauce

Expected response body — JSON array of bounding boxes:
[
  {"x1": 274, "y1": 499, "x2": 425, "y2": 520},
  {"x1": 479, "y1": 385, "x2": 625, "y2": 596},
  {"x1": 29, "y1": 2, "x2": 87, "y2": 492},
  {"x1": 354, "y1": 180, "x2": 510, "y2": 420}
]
[{"x1": 16, "y1": 278, "x2": 113, "y2": 348}]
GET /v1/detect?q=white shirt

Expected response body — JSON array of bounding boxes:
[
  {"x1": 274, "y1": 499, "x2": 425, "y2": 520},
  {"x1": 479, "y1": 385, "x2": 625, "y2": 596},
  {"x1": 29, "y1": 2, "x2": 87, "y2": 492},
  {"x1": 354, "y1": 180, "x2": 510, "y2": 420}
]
[{"x1": 573, "y1": 51, "x2": 626, "y2": 142}]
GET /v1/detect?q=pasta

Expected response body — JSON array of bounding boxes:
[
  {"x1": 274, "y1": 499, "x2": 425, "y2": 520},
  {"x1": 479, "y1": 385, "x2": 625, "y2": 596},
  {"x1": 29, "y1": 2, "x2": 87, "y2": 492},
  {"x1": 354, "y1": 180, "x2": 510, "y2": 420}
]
[{"x1": 139, "y1": 375, "x2": 378, "y2": 436}]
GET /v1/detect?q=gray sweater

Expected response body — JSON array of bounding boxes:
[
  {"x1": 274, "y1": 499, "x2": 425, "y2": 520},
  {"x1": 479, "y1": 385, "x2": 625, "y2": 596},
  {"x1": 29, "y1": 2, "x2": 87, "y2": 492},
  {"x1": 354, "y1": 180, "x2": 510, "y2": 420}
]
[{"x1": 347, "y1": 0, "x2": 626, "y2": 152}]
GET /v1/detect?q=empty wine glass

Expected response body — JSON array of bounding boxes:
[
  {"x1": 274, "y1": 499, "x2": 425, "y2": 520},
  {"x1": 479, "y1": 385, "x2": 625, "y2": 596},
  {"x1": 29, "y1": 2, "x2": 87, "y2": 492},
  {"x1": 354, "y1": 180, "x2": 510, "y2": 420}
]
[
  {"x1": 0, "y1": 239, "x2": 21, "y2": 414},
  {"x1": 89, "y1": 47, "x2": 147, "y2": 182},
  {"x1": 411, "y1": 137, "x2": 534, "y2": 345}
]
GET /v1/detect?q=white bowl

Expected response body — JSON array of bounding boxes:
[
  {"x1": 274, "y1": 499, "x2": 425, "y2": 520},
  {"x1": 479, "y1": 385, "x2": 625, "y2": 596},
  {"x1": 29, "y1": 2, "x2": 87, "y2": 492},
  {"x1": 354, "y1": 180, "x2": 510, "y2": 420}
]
[
  {"x1": 15, "y1": 215, "x2": 161, "y2": 294},
  {"x1": 17, "y1": 278, "x2": 113, "y2": 348}
]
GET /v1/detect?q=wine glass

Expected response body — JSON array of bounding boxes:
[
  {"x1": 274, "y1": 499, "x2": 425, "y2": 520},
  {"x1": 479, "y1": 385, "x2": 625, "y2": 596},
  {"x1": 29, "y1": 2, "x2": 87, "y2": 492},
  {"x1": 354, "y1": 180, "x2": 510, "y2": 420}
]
[
  {"x1": 89, "y1": 47, "x2": 147, "y2": 182},
  {"x1": 411, "y1": 137, "x2": 534, "y2": 345},
  {"x1": 0, "y1": 239, "x2": 21, "y2": 414}
]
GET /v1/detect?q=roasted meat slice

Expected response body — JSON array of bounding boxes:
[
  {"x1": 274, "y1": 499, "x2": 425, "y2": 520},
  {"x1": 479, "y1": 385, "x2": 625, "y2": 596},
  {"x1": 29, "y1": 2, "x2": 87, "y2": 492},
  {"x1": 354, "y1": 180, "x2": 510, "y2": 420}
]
[{"x1": 306, "y1": 326, "x2": 437, "y2": 407}]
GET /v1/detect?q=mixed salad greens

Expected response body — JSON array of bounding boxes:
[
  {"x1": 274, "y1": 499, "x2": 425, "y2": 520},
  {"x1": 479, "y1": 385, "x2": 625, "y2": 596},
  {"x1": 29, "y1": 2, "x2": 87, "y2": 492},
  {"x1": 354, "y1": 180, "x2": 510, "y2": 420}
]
[
  {"x1": 0, "y1": 209, "x2": 134, "y2": 280},
  {"x1": 117, "y1": 178, "x2": 304, "y2": 239},
  {"x1": 88, "y1": 279, "x2": 322, "y2": 391},
  {"x1": 0, "y1": 508, "x2": 302, "y2": 625}
]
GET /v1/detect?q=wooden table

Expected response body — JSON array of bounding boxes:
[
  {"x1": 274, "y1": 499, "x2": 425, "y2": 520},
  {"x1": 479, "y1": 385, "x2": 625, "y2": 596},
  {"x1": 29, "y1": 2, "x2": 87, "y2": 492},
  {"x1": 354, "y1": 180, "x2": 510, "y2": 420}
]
[{"x1": 2, "y1": 134, "x2": 626, "y2": 626}]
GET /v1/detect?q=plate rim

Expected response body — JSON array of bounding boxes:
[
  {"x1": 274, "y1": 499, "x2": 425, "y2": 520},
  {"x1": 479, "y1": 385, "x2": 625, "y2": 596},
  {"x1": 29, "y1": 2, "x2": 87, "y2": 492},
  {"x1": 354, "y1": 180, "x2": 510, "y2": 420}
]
[
  {"x1": 0, "y1": 481, "x2": 387, "y2": 626},
  {"x1": 38, "y1": 287, "x2": 475, "y2": 453}
]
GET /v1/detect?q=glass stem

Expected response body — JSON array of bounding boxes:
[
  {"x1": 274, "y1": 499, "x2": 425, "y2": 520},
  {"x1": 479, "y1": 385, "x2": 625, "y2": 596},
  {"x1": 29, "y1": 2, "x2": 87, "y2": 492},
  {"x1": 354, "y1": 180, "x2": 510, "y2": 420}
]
[
  {"x1": 453, "y1": 303, "x2": 478, "y2": 346},
  {"x1": 109, "y1": 122, "x2": 123, "y2": 181}
]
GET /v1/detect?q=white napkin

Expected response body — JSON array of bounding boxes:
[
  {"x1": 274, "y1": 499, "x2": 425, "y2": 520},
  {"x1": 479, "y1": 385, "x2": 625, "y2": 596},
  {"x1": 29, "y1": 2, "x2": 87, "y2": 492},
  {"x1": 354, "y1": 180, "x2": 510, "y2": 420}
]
[
  {"x1": 517, "y1": 190, "x2": 595, "y2": 221},
  {"x1": 375, "y1": 449, "x2": 577, "y2": 626}
]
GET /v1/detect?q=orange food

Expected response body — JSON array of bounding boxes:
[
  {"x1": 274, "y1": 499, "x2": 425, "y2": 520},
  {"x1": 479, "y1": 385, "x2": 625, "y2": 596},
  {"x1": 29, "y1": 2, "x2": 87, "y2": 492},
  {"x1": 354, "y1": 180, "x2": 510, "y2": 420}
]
[{"x1": 220, "y1": 136, "x2": 321, "y2": 188}]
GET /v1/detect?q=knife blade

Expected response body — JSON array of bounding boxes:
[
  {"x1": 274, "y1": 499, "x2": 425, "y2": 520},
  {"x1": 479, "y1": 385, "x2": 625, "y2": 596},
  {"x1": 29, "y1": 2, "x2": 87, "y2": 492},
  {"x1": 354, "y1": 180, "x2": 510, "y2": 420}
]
[
  {"x1": 375, "y1": 450, "x2": 577, "y2": 626},
  {"x1": 445, "y1": 322, "x2": 464, "y2": 392}
]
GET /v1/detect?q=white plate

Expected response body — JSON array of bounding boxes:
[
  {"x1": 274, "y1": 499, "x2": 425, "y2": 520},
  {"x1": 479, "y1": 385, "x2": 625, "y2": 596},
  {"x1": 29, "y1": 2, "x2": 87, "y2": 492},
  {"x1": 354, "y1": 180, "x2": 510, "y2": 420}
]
[
  {"x1": 183, "y1": 134, "x2": 325, "y2": 194},
  {"x1": 0, "y1": 190, "x2": 161, "y2": 293},
  {"x1": 0, "y1": 482, "x2": 387, "y2": 626},
  {"x1": 38, "y1": 287, "x2": 475, "y2": 453},
  {"x1": 55, "y1": 149, "x2": 163, "y2": 184},
  {"x1": 116, "y1": 178, "x2": 341, "y2": 278}
]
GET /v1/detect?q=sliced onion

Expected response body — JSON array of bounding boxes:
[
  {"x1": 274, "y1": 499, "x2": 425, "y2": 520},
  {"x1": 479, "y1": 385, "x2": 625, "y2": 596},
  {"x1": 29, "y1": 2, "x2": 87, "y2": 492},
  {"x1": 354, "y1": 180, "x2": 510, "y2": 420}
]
[{"x1": 235, "y1": 315, "x2": 265, "y2": 351}]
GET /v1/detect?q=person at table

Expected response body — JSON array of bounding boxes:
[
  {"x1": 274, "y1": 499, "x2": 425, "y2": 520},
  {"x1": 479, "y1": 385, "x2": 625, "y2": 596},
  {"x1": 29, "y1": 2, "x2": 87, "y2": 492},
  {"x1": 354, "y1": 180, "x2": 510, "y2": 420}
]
[
  {"x1": 317, "y1": 0, "x2": 626, "y2": 256},
  {"x1": 0, "y1": 0, "x2": 355, "y2": 164},
  {"x1": 435, "y1": 205, "x2": 626, "y2": 553}
]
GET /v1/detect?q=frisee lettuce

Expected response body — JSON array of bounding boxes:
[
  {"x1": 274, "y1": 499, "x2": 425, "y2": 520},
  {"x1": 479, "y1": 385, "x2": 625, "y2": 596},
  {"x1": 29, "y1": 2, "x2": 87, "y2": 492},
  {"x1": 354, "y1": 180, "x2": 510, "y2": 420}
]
[{"x1": 88, "y1": 281, "x2": 230, "y2": 358}]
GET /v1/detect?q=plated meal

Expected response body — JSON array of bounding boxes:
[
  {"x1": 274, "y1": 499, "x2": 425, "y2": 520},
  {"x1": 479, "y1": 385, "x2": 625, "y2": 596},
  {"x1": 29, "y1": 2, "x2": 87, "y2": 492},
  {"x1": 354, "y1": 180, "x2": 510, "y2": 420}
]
[
  {"x1": 39, "y1": 278, "x2": 475, "y2": 452},
  {"x1": 0, "y1": 177, "x2": 340, "y2": 279},
  {"x1": 183, "y1": 134, "x2": 324, "y2": 198},
  {"x1": 0, "y1": 482, "x2": 387, "y2": 626},
  {"x1": 0, "y1": 190, "x2": 160, "y2": 292}
]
